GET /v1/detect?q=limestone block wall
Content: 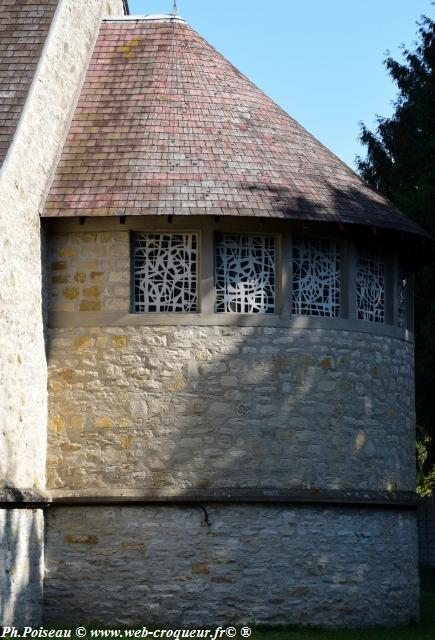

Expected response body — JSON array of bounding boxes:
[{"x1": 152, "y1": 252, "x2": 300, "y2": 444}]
[
  {"x1": 44, "y1": 505, "x2": 419, "y2": 627},
  {"x1": 0, "y1": 0, "x2": 125, "y2": 627},
  {"x1": 44, "y1": 225, "x2": 418, "y2": 627},
  {"x1": 46, "y1": 229, "x2": 416, "y2": 492},
  {"x1": 0, "y1": 0, "x2": 125, "y2": 492},
  {"x1": 49, "y1": 231, "x2": 130, "y2": 313},
  {"x1": 47, "y1": 325, "x2": 415, "y2": 492}
]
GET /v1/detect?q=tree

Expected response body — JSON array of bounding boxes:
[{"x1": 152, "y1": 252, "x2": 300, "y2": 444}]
[{"x1": 356, "y1": 15, "x2": 435, "y2": 495}]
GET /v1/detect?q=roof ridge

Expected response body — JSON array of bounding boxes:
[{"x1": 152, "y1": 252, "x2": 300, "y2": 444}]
[{"x1": 102, "y1": 14, "x2": 186, "y2": 23}]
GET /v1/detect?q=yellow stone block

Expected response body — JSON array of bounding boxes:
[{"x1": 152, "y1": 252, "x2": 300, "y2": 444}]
[
  {"x1": 74, "y1": 272, "x2": 86, "y2": 283},
  {"x1": 49, "y1": 379, "x2": 63, "y2": 392},
  {"x1": 81, "y1": 232, "x2": 97, "y2": 243},
  {"x1": 121, "y1": 435, "x2": 132, "y2": 449},
  {"x1": 83, "y1": 286, "x2": 101, "y2": 298},
  {"x1": 80, "y1": 301, "x2": 101, "y2": 311},
  {"x1": 95, "y1": 416, "x2": 113, "y2": 429},
  {"x1": 113, "y1": 335, "x2": 128, "y2": 348},
  {"x1": 49, "y1": 416, "x2": 66, "y2": 433},
  {"x1": 58, "y1": 248, "x2": 77, "y2": 257},
  {"x1": 52, "y1": 302, "x2": 75, "y2": 312},
  {"x1": 79, "y1": 260, "x2": 98, "y2": 269},
  {"x1": 58, "y1": 368, "x2": 73, "y2": 380},
  {"x1": 52, "y1": 275, "x2": 69, "y2": 284},
  {"x1": 74, "y1": 337, "x2": 92, "y2": 350},
  {"x1": 64, "y1": 535, "x2": 98, "y2": 545},
  {"x1": 71, "y1": 416, "x2": 85, "y2": 430},
  {"x1": 192, "y1": 563, "x2": 210, "y2": 575},
  {"x1": 99, "y1": 232, "x2": 112, "y2": 242},
  {"x1": 90, "y1": 271, "x2": 104, "y2": 282},
  {"x1": 63, "y1": 287, "x2": 80, "y2": 300},
  {"x1": 321, "y1": 357, "x2": 333, "y2": 369},
  {"x1": 96, "y1": 336, "x2": 109, "y2": 348}
]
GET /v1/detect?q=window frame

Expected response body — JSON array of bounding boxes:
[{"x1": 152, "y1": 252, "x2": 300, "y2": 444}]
[
  {"x1": 291, "y1": 235, "x2": 342, "y2": 320},
  {"x1": 213, "y1": 230, "x2": 281, "y2": 316}
]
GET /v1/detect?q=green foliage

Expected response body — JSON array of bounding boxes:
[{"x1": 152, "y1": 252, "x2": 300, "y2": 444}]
[
  {"x1": 357, "y1": 15, "x2": 435, "y2": 495},
  {"x1": 417, "y1": 427, "x2": 435, "y2": 496}
]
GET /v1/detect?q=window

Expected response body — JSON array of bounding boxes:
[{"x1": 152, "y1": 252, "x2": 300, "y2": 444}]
[
  {"x1": 133, "y1": 233, "x2": 198, "y2": 313},
  {"x1": 356, "y1": 249, "x2": 385, "y2": 323},
  {"x1": 397, "y1": 268, "x2": 406, "y2": 328},
  {"x1": 215, "y1": 234, "x2": 276, "y2": 313},
  {"x1": 292, "y1": 238, "x2": 341, "y2": 317},
  {"x1": 126, "y1": 227, "x2": 406, "y2": 334}
]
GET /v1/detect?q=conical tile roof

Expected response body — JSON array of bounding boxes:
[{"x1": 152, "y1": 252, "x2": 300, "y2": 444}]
[{"x1": 43, "y1": 16, "x2": 425, "y2": 238}]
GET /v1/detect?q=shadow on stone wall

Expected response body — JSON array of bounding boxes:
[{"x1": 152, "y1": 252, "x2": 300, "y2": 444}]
[
  {"x1": 45, "y1": 304, "x2": 414, "y2": 494},
  {"x1": 0, "y1": 505, "x2": 43, "y2": 626},
  {"x1": 0, "y1": 215, "x2": 47, "y2": 626}
]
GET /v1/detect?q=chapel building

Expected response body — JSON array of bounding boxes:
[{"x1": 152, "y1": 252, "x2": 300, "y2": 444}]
[{"x1": 0, "y1": 0, "x2": 432, "y2": 628}]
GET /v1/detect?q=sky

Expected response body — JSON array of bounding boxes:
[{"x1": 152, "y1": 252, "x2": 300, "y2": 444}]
[{"x1": 127, "y1": 0, "x2": 434, "y2": 170}]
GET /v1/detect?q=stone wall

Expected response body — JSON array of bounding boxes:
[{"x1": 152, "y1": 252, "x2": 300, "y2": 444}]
[
  {"x1": 49, "y1": 231, "x2": 130, "y2": 313},
  {"x1": 44, "y1": 223, "x2": 419, "y2": 627},
  {"x1": 0, "y1": 510, "x2": 44, "y2": 628},
  {"x1": 0, "y1": 0, "x2": 125, "y2": 626},
  {"x1": 47, "y1": 320, "x2": 415, "y2": 492},
  {"x1": 44, "y1": 505, "x2": 419, "y2": 627}
]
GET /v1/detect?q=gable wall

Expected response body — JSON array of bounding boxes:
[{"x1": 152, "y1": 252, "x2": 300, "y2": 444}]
[{"x1": 0, "y1": 0, "x2": 125, "y2": 627}]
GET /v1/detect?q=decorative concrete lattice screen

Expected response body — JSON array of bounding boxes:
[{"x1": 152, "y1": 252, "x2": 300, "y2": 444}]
[
  {"x1": 133, "y1": 233, "x2": 198, "y2": 312},
  {"x1": 215, "y1": 234, "x2": 275, "y2": 313},
  {"x1": 397, "y1": 269, "x2": 406, "y2": 328},
  {"x1": 356, "y1": 249, "x2": 385, "y2": 323},
  {"x1": 292, "y1": 238, "x2": 341, "y2": 317}
]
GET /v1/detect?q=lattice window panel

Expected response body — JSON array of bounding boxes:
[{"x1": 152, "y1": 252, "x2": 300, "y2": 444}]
[
  {"x1": 133, "y1": 233, "x2": 198, "y2": 313},
  {"x1": 292, "y1": 238, "x2": 341, "y2": 317},
  {"x1": 215, "y1": 234, "x2": 276, "y2": 313},
  {"x1": 397, "y1": 268, "x2": 406, "y2": 328},
  {"x1": 356, "y1": 249, "x2": 385, "y2": 323}
]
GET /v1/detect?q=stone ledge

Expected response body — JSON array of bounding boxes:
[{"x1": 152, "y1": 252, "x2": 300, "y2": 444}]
[
  {"x1": 48, "y1": 311, "x2": 413, "y2": 341},
  {"x1": 47, "y1": 488, "x2": 418, "y2": 509},
  {"x1": 1, "y1": 487, "x2": 418, "y2": 508},
  {"x1": 0, "y1": 488, "x2": 51, "y2": 507}
]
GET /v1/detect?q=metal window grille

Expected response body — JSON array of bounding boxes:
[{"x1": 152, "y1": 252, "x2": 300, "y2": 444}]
[
  {"x1": 215, "y1": 234, "x2": 276, "y2": 313},
  {"x1": 133, "y1": 233, "x2": 198, "y2": 313},
  {"x1": 397, "y1": 268, "x2": 406, "y2": 328},
  {"x1": 356, "y1": 249, "x2": 385, "y2": 323},
  {"x1": 292, "y1": 238, "x2": 341, "y2": 317}
]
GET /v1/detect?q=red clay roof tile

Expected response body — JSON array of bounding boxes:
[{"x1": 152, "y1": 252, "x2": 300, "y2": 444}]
[
  {"x1": 0, "y1": 0, "x2": 57, "y2": 165},
  {"x1": 43, "y1": 17, "x2": 424, "y2": 236}
]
